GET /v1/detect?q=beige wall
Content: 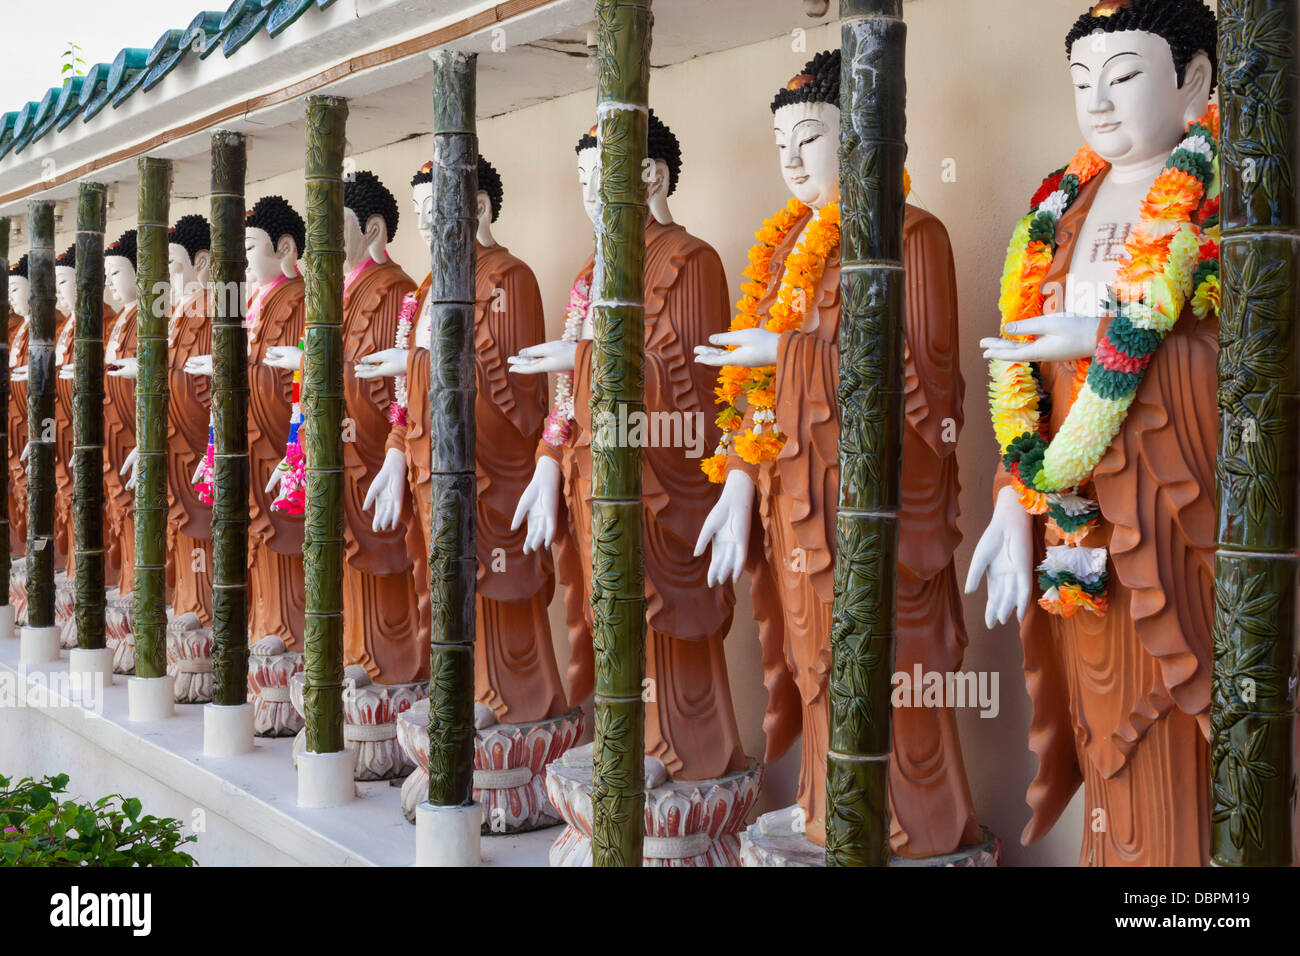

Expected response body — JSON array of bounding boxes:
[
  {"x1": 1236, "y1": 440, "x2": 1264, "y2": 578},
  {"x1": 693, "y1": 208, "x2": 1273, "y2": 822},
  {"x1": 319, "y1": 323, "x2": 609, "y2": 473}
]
[{"x1": 61, "y1": 0, "x2": 1224, "y2": 864}]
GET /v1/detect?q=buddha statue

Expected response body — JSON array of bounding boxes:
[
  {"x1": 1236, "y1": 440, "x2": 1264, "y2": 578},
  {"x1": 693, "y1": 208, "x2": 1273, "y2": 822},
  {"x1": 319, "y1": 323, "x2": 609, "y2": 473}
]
[
  {"x1": 52, "y1": 246, "x2": 80, "y2": 570},
  {"x1": 510, "y1": 112, "x2": 747, "y2": 785},
  {"x1": 102, "y1": 229, "x2": 141, "y2": 605},
  {"x1": 965, "y1": 0, "x2": 1221, "y2": 865},
  {"x1": 269, "y1": 171, "x2": 420, "y2": 684},
  {"x1": 7, "y1": 254, "x2": 30, "y2": 560},
  {"x1": 694, "y1": 49, "x2": 980, "y2": 857},
  {"x1": 165, "y1": 215, "x2": 214, "y2": 625},
  {"x1": 358, "y1": 155, "x2": 566, "y2": 725}
]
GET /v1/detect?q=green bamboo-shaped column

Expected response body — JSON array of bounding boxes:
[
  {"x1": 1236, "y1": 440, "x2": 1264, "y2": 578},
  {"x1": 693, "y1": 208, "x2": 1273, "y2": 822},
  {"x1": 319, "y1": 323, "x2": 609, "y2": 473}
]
[
  {"x1": 73, "y1": 183, "x2": 108, "y2": 647},
  {"x1": 134, "y1": 156, "x2": 173, "y2": 679},
  {"x1": 1211, "y1": 0, "x2": 1300, "y2": 868},
  {"x1": 25, "y1": 201, "x2": 57, "y2": 630},
  {"x1": 589, "y1": 0, "x2": 651, "y2": 867},
  {"x1": 301, "y1": 95, "x2": 348, "y2": 755},
  {"x1": 825, "y1": 0, "x2": 907, "y2": 867},
  {"x1": 0, "y1": 218, "x2": 10, "y2": 616},
  {"x1": 209, "y1": 131, "x2": 250, "y2": 705},
  {"x1": 425, "y1": 51, "x2": 478, "y2": 808}
]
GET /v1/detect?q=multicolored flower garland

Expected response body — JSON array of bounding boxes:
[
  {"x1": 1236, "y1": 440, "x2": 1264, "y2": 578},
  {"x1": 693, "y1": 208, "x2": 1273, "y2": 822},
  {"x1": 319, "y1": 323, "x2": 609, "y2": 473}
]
[
  {"x1": 990, "y1": 107, "x2": 1221, "y2": 617},
  {"x1": 542, "y1": 275, "x2": 590, "y2": 447},
  {"x1": 270, "y1": 338, "x2": 307, "y2": 517},
  {"x1": 388, "y1": 290, "x2": 421, "y2": 429},
  {"x1": 701, "y1": 198, "x2": 842, "y2": 483}
]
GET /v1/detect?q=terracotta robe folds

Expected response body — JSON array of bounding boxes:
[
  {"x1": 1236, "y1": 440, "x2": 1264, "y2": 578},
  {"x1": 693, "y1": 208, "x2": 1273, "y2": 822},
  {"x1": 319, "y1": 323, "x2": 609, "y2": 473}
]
[
  {"x1": 248, "y1": 276, "x2": 307, "y2": 647},
  {"x1": 339, "y1": 259, "x2": 422, "y2": 683},
  {"x1": 386, "y1": 247, "x2": 565, "y2": 723},
  {"x1": 997, "y1": 172, "x2": 1216, "y2": 866},
  {"x1": 7, "y1": 312, "x2": 28, "y2": 556},
  {"x1": 541, "y1": 220, "x2": 745, "y2": 781},
  {"x1": 103, "y1": 303, "x2": 139, "y2": 597},
  {"x1": 736, "y1": 205, "x2": 980, "y2": 855},
  {"x1": 166, "y1": 291, "x2": 213, "y2": 623}
]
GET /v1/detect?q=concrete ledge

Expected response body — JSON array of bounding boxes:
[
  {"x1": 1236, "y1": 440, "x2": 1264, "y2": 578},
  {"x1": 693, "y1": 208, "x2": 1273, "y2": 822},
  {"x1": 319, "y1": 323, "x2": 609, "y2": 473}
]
[{"x1": 0, "y1": 638, "x2": 552, "y2": 866}]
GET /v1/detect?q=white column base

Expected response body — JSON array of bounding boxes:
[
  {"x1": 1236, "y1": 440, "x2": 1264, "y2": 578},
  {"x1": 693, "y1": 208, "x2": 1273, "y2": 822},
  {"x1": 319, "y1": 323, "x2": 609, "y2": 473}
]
[
  {"x1": 127, "y1": 675, "x2": 176, "y2": 722},
  {"x1": 415, "y1": 802, "x2": 483, "y2": 867},
  {"x1": 20, "y1": 625, "x2": 61, "y2": 665},
  {"x1": 68, "y1": 647, "x2": 115, "y2": 687},
  {"x1": 204, "y1": 703, "x2": 255, "y2": 757},
  {"x1": 297, "y1": 749, "x2": 357, "y2": 808},
  {"x1": 0, "y1": 605, "x2": 15, "y2": 640}
]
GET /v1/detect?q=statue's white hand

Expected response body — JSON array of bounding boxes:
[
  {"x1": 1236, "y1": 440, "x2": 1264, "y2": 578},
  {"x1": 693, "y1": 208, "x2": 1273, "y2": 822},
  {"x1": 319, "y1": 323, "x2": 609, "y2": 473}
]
[
  {"x1": 122, "y1": 446, "x2": 139, "y2": 491},
  {"x1": 354, "y1": 348, "x2": 410, "y2": 380},
  {"x1": 364, "y1": 447, "x2": 408, "y2": 533},
  {"x1": 19, "y1": 442, "x2": 30, "y2": 465},
  {"x1": 59, "y1": 362, "x2": 74, "y2": 380},
  {"x1": 694, "y1": 328, "x2": 780, "y2": 369},
  {"x1": 964, "y1": 484, "x2": 1034, "y2": 630},
  {"x1": 184, "y1": 354, "x2": 214, "y2": 377},
  {"x1": 507, "y1": 341, "x2": 577, "y2": 376},
  {"x1": 192, "y1": 460, "x2": 205, "y2": 486},
  {"x1": 265, "y1": 460, "x2": 287, "y2": 496},
  {"x1": 980, "y1": 313, "x2": 1101, "y2": 364},
  {"x1": 263, "y1": 346, "x2": 303, "y2": 372},
  {"x1": 10, "y1": 366, "x2": 27, "y2": 382},
  {"x1": 107, "y1": 356, "x2": 139, "y2": 380},
  {"x1": 693, "y1": 469, "x2": 754, "y2": 587},
  {"x1": 511, "y1": 457, "x2": 560, "y2": 553}
]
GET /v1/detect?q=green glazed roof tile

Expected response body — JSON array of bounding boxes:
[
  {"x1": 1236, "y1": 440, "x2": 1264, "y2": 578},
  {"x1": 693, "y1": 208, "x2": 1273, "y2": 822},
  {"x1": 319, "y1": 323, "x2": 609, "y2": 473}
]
[
  {"x1": 222, "y1": 1, "x2": 271, "y2": 57},
  {"x1": 183, "y1": 11, "x2": 228, "y2": 60},
  {"x1": 77, "y1": 63, "x2": 111, "y2": 112},
  {"x1": 266, "y1": 0, "x2": 314, "y2": 38},
  {"x1": 142, "y1": 29, "x2": 187, "y2": 93},
  {"x1": 53, "y1": 77, "x2": 86, "y2": 132}
]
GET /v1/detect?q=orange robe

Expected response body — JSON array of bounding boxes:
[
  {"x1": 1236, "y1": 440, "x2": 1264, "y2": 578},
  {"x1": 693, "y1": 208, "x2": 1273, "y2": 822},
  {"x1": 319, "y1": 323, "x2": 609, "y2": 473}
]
[
  {"x1": 7, "y1": 313, "x2": 28, "y2": 557},
  {"x1": 997, "y1": 172, "x2": 1215, "y2": 866},
  {"x1": 103, "y1": 304, "x2": 138, "y2": 598},
  {"x1": 46, "y1": 311, "x2": 74, "y2": 572},
  {"x1": 247, "y1": 276, "x2": 307, "y2": 647},
  {"x1": 736, "y1": 205, "x2": 980, "y2": 855},
  {"x1": 338, "y1": 259, "x2": 422, "y2": 683},
  {"x1": 540, "y1": 220, "x2": 745, "y2": 781},
  {"x1": 166, "y1": 291, "x2": 213, "y2": 623},
  {"x1": 387, "y1": 247, "x2": 566, "y2": 723}
]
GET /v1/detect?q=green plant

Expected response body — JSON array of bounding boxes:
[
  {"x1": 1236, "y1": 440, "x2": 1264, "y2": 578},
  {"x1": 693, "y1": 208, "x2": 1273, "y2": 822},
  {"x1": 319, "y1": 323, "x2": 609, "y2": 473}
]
[
  {"x1": 0, "y1": 773, "x2": 196, "y2": 867},
  {"x1": 61, "y1": 42, "x2": 86, "y2": 78}
]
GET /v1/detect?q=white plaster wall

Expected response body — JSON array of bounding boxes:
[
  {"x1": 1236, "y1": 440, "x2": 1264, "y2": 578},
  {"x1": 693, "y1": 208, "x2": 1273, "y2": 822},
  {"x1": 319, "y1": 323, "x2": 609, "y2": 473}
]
[{"x1": 37, "y1": 0, "x2": 1233, "y2": 865}]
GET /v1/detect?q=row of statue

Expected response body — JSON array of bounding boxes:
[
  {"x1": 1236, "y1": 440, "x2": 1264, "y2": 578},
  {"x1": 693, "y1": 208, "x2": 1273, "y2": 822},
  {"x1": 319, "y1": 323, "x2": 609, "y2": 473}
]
[{"x1": 3, "y1": 0, "x2": 1235, "y2": 865}]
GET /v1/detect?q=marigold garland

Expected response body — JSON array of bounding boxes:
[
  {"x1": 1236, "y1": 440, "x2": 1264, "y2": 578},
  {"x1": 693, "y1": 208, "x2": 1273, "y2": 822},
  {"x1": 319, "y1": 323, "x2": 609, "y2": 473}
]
[
  {"x1": 990, "y1": 107, "x2": 1221, "y2": 617},
  {"x1": 701, "y1": 198, "x2": 841, "y2": 480}
]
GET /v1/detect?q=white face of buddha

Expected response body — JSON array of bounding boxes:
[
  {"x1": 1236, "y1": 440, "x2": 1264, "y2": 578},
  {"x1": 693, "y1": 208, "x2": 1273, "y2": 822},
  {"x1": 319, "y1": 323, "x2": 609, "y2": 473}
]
[
  {"x1": 1069, "y1": 30, "x2": 1211, "y2": 169},
  {"x1": 577, "y1": 146, "x2": 600, "y2": 225},
  {"x1": 8, "y1": 276, "x2": 30, "y2": 318},
  {"x1": 245, "y1": 227, "x2": 283, "y2": 288},
  {"x1": 412, "y1": 181, "x2": 434, "y2": 249},
  {"x1": 55, "y1": 266, "x2": 75, "y2": 316},
  {"x1": 773, "y1": 101, "x2": 841, "y2": 209},
  {"x1": 168, "y1": 243, "x2": 192, "y2": 284},
  {"x1": 104, "y1": 258, "x2": 135, "y2": 312}
]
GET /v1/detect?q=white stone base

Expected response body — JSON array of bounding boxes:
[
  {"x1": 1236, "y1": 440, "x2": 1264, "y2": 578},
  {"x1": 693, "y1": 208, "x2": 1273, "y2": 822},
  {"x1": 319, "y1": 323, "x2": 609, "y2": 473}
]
[
  {"x1": 289, "y1": 670, "x2": 426, "y2": 780},
  {"x1": 739, "y1": 820, "x2": 1002, "y2": 867},
  {"x1": 68, "y1": 647, "x2": 115, "y2": 687},
  {"x1": 0, "y1": 604, "x2": 15, "y2": 640},
  {"x1": 415, "y1": 802, "x2": 483, "y2": 867},
  {"x1": 166, "y1": 615, "x2": 213, "y2": 704},
  {"x1": 105, "y1": 588, "x2": 135, "y2": 674},
  {"x1": 247, "y1": 638, "x2": 304, "y2": 737},
  {"x1": 397, "y1": 701, "x2": 583, "y2": 833},
  {"x1": 204, "y1": 703, "x2": 255, "y2": 757},
  {"x1": 127, "y1": 675, "x2": 176, "y2": 722},
  {"x1": 55, "y1": 571, "x2": 77, "y2": 648},
  {"x1": 20, "y1": 625, "x2": 61, "y2": 666},
  {"x1": 546, "y1": 758, "x2": 764, "y2": 866},
  {"x1": 297, "y1": 748, "x2": 357, "y2": 808}
]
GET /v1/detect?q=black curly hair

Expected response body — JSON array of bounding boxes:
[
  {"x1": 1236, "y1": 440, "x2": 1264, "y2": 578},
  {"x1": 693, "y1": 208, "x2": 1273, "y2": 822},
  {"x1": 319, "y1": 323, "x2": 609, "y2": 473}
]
[
  {"x1": 344, "y1": 170, "x2": 399, "y2": 243},
  {"x1": 1065, "y1": 0, "x2": 1217, "y2": 92},
  {"x1": 410, "y1": 156, "x2": 505, "y2": 221},
  {"x1": 168, "y1": 214, "x2": 210, "y2": 262},
  {"x1": 9, "y1": 253, "x2": 29, "y2": 278},
  {"x1": 245, "y1": 196, "x2": 305, "y2": 259},
  {"x1": 574, "y1": 111, "x2": 682, "y2": 196},
  {"x1": 771, "y1": 49, "x2": 840, "y2": 113},
  {"x1": 55, "y1": 245, "x2": 75, "y2": 269},
  {"x1": 106, "y1": 229, "x2": 137, "y2": 271}
]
